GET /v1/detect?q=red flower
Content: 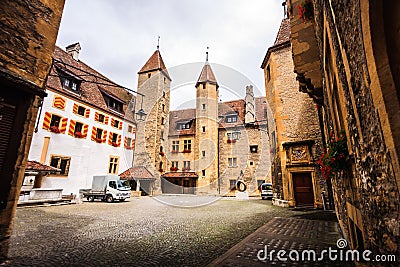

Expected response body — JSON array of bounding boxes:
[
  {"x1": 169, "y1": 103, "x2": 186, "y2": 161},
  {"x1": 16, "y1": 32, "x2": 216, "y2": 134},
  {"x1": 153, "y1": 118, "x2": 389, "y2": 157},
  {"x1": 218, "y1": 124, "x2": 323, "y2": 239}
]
[
  {"x1": 50, "y1": 126, "x2": 60, "y2": 133},
  {"x1": 74, "y1": 132, "x2": 83, "y2": 138}
]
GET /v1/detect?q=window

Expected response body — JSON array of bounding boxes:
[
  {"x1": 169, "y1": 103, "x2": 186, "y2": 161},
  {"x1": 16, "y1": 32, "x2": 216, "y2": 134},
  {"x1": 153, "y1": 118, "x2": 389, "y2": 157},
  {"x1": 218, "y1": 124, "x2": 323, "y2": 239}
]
[
  {"x1": 227, "y1": 131, "x2": 240, "y2": 140},
  {"x1": 96, "y1": 128, "x2": 103, "y2": 139},
  {"x1": 126, "y1": 137, "x2": 132, "y2": 147},
  {"x1": 160, "y1": 130, "x2": 164, "y2": 140},
  {"x1": 202, "y1": 104, "x2": 206, "y2": 110},
  {"x1": 250, "y1": 145, "x2": 258, "y2": 153},
  {"x1": 266, "y1": 65, "x2": 271, "y2": 82},
  {"x1": 184, "y1": 140, "x2": 191, "y2": 151},
  {"x1": 249, "y1": 161, "x2": 254, "y2": 166},
  {"x1": 226, "y1": 115, "x2": 238, "y2": 123},
  {"x1": 183, "y1": 161, "x2": 191, "y2": 170},
  {"x1": 127, "y1": 125, "x2": 135, "y2": 133},
  {"x1": 50, "y1": 155, "x2": 71, "y2": 175},
  {"x1": 62, "y1": 78, "x2": 80, "y2": 92},
  {"x1": 108, "y1": 156, "x2": 119, "y2": 174},
  {"x1": 202, "y1": 84, "x2": 206, "y2": 89},
  {"x1": 202, "y1": 169, "x2": 206, "y2": 176},
  {"x1": 50, "y1": 114, "x2": 61, "y2": 127},
  {"x1": 202, "y1": 126, "x2": 206, "y2": 133},
  {"x1": 172, "y1": 161, "x2": 179, "y2": 168},
  {"x1": 228, "y1": 158, "x2": 237, "y2": 167},
  {"x1": 148, "y1": 73, "x2": 151, "y2": 78},
  {"x1": 112, "y1": 133, "x2": 118, "y2": 143},
  {"x1": 202, "y1": 150, "x2": 206, "y2": 157},
  {"x1": 230, "y1": 180, "x2": 237, "y2": 190},
  {"x1": 74, "y1": 122, "x2": 83, "y2": 133},
  {"x1": 177, "y1": 122, "x2": 191, "y2": 130},
  {"x1": 98, "y1": 114, "x2": 105, "y2": 123},
  {"x1": 161, "y1": 117, "x2": 165, "y2": 125},
  {"x1": 162, "y1": 104, "x2": 165, "y2": 112},
  {"x1": 113, "y1": 119, "x2": 120, "y2": 128},
  {"x1": 172, "y1": 141, "x2": 179, "y2": 152},
  {"x1": 109, "y1": 181, "x2": 117, "y2": 189},
  {"x1": 77, "y1": 106, "x2": 85, "y2": 116},
  {"x1": 103, "y1": 94, "x2": 123, "y2": 113}
]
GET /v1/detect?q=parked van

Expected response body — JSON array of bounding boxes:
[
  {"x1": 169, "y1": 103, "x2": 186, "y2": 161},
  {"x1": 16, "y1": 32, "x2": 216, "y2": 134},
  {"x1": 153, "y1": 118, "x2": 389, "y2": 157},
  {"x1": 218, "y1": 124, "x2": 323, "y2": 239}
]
[{"x1": 260, "y1": 183, "x2": 273, "y2": 200}]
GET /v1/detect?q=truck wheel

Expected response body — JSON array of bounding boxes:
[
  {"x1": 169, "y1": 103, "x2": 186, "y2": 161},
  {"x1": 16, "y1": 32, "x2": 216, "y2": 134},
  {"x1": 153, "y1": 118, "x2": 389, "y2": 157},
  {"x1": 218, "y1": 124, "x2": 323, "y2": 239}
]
[
  {"x1": 106, "y1": 195, "x2": 114, "y2": 203},
  {"x1": 88, "y1": 196, "x2": 94, "y2": 202}
]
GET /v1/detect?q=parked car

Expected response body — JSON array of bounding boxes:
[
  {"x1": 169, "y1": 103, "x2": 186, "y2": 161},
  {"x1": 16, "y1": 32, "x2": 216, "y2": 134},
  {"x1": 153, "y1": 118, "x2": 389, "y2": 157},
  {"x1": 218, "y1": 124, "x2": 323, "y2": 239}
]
[{"x1": 260, "y1": 183, "x2": 273, "y2": 200}]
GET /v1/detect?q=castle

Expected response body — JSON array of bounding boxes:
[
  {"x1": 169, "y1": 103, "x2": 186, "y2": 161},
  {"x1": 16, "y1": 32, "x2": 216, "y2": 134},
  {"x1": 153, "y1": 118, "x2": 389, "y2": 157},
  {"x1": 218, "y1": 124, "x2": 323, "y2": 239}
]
[{"x1": 129, "y1": 49, "x2": 270, "y2": 196}]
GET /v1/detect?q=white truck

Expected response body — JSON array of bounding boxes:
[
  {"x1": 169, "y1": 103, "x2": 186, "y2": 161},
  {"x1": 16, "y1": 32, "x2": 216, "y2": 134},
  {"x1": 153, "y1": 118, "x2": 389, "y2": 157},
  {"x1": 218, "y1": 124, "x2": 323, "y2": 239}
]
[{"x1": 81, "y1": 175, "x2": 131, "y2": 203}]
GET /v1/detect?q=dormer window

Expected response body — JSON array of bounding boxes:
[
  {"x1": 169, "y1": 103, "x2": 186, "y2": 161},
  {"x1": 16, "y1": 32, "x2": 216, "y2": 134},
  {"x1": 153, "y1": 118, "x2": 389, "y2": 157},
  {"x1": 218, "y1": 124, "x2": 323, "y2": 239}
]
[
  {"x1": 226, "y1": 115, "x2": 238, "y2": 123},
  {"x1": 101, "y1": 93, "x2": 124, "y2": 114},
  {"x1": 56, "y1": 65, "x2": 82, "y2": 93},
  {"x1": 176, "y1": 120, "x2": 192, "y2": 130}
]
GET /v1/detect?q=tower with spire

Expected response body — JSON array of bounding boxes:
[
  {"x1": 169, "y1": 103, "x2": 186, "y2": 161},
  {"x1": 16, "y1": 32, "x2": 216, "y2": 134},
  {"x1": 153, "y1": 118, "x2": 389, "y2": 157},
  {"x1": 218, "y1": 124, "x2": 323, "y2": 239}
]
[
  {"x1": 133, "y1": 45, "x2": 171, "y2": 194},
  {"x1": 194, "y1": 50, "x2": 220, "y2": 193}
]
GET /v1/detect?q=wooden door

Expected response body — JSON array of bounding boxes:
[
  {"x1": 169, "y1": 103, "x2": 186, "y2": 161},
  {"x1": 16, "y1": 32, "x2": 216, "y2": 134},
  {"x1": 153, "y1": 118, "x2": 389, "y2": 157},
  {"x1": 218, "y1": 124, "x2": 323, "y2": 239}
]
[{"x1": 292, "y1": 172, "x2": 314, "y2": 206}]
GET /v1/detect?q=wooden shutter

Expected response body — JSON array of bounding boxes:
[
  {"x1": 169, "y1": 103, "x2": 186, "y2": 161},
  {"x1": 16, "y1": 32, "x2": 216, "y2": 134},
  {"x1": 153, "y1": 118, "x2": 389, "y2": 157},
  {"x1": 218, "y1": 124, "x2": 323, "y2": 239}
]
[
  {"x1": 82, "y1": 124, "x2": 89, "y2": 138},
  {"x1": 91, "y1": 127, "x2": 97, "y2": 141},
  {"x1": 85, "y1": 108, "x2": 90, "y2": 118},
  {"x1": 94, "y1": 112, "x2": 99, "y2": 121},
  {"x1": 117, "y1": 134, "x2": 121, "y2": 146},
  {"x1": 72, "y1": 103, "x2": 79, "y2": 114},
  {"x1": 104, "y1": 116, "x2": 109, "y2": 125},
  {"x1": 42, "y1": 112, "x2": 51, "y2": 130},
  {"x1": 59, "y1": 118, "x2": 68, "y2": 134},
  {"x1": 131, "y1": 139, "x2": 135, "y2": 150},
  {"x1": 102, "y1": 130, "x2": 108, "y2": 143},
  {"x1": 68, "y1": 120, "x2": 76, "y2": 136},
  {"x1": 111, "y1": 118, "x2": 115, "y2": 127},
  {"x1": 53, "y1": 96, "x2": 66, "y2": 110},
  {"x1": 118, "y1": 121, "x2": 123, "y2": 130},
  {"x1": 124, "y1": 137, "x2": 128, "y2": 149},
  {"x1": 108, "y1": 132, "x2": 113, "y2": 145}
]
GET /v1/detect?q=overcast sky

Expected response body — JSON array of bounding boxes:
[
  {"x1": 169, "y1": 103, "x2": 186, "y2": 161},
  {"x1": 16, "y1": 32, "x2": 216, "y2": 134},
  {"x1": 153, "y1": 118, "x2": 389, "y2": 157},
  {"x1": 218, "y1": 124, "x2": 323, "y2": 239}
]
[{"x1": 56, "y1": 0, "x2": 285, "y2": 110}]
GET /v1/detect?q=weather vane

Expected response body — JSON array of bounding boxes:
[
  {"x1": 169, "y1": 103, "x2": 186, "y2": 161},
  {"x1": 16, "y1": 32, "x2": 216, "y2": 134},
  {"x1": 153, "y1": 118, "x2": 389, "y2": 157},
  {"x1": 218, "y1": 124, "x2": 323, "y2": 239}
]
[
  {"x1": 206, "y1": 46, "x2": 209, "y2": 62},
  {"x1": 157, "y1": 36, "x2": 160, "y2": 50}
]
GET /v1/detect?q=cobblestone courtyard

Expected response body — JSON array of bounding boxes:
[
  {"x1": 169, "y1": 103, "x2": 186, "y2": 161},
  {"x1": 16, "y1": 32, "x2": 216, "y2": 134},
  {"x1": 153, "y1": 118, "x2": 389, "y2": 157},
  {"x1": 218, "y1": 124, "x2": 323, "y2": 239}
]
[{"x1": 4, "y1": 196, "x2": 333, "y2": 266}]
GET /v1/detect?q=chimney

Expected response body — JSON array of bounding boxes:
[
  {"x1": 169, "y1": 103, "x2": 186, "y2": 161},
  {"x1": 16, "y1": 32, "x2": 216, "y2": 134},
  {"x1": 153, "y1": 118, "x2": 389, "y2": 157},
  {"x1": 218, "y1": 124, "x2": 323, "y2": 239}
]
[
  {"x1": 66, "y1": 42, "x2": 81, "y2": 61},
  {"x1": 245, "y1": 85, "x2": 255, "y2": 124}
]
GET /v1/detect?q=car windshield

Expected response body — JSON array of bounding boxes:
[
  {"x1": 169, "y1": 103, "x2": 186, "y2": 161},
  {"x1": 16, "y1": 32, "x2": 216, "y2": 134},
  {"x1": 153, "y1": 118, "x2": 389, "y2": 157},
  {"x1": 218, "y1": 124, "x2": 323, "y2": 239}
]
[
  {"x1": 262, "y1": 184, "x2": 272, "y2": 190},
  {"x1": 117, "y1": 180, "x2": 130, "y2": 189}
]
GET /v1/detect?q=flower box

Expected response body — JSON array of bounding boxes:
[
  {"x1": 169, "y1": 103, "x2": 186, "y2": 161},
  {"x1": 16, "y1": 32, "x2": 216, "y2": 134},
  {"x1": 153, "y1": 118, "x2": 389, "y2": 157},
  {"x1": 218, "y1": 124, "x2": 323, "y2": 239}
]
[
  {"x1": 158, "y1": 169, "x2": 164, "y2": 173},
  {"x1": 171, "y1": 150, "x2": 179, "y2": 153},
  {"x1": 297, "y1": 0, "x2": 314, "y2": 23},
  {"x1": 227, "y1": 139, "x2": 236, "y2": 143},
  {"x1": 159, "y1": 151, "x2": 165, "y2": 156},
  {"x1": 111, "y1": 142, "x2": 119, "y2": 147},
  {"x1": 317, "y1": 130, "x2": 348, "y2": 179},
  {"x1": 182, "y1": 150, "x2": 191, "y2": 153},
  {"x1": 74, "y1": 132, "x2": 83, "y2": 138},
  {"x1": 182, "y1": 168, "x2": 191, "y2": 172},
  {"x1": 170, "y1": 167, "x2": 178, "y2": 171},
  {"x1": 94, "y1": 138, "x2": 102, "y2": 143},
  {"x1": 50, "y1": 126, "x2": 60, "y2": 133}
]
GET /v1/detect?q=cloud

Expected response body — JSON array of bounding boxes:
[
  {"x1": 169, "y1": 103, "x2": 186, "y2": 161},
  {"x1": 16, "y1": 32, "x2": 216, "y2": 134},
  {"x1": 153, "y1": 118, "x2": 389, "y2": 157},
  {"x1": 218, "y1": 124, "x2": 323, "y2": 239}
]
[{"x1": 56, "y1": 0, "x2": 284, "y2": 109}]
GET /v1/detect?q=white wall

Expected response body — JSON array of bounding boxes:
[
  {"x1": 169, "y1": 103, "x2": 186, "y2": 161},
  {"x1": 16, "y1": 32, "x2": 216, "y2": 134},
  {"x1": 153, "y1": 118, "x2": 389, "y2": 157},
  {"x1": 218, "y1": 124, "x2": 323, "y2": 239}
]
[{"x1": 28, "y1": 90, "x2": 135, "y2": 195}]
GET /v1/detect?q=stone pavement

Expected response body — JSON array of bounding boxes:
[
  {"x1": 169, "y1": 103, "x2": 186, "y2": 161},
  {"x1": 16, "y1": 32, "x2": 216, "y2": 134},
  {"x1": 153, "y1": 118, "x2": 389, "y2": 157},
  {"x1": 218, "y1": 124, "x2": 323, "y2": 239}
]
[{"x1": 209, "y1": 216, "x2": 354, "y2": 266}]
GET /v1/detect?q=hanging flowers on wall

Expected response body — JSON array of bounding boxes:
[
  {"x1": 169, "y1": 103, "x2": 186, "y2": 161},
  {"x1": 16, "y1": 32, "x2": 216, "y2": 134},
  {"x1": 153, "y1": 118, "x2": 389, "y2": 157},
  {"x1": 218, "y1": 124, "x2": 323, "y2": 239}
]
[
  {"x1": 297, "y1": 0, "x2": 314, "y2": 23},
  {"x1": 317, "y1": 130, "x2": 348, "y2": 179}
]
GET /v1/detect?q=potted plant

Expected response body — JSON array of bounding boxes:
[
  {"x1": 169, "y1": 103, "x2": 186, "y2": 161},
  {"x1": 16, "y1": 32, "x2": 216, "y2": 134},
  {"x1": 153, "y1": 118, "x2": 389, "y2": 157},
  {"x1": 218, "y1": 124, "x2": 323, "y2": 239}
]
[
  {"x1": 50, "y1": 126, "x2": 60, "y2": 133},
  {"x1": 94, "y1": 137, "x2": 102, "y2": 143},
  {"x1": 182, "y1": 149, "x2": 191, "y2": 153},
  {"x1": 297, "y1": 0, "x2": 314, "y2": 23},
  {"x1": 227, "y1": 139, "x2": 236, "y2": 143},
  {"x1": 158, "y1": 168, "x2": 164, "y2": 173},
  {"x1": 170, "y1": 166, "x2": 178, "y2": 171},
  {"x1": 171, "y1": 150, "x2": 179, "y2": 153},
  {"x1": 317, "y1": 130, "x2": 348, "y2": 179},
  {"x1": 111, "y1": 142, "x2": 118, "y2": 147},
  {"x1": 159, "y1": 151, "x2": 165, "y2": 156}
]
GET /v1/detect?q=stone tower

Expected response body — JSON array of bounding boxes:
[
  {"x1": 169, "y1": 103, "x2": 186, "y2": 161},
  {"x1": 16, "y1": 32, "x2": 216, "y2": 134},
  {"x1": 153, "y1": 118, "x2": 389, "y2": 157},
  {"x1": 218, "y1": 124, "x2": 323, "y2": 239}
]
[
  {"x1": 194, "y1": 56, "x2": 219, "y2": 194},
  {"x1": 244, "y1": 85, "x2": 256, "y2": 124},
  {"x1": 134, "y1": 48, "x2": 171, "y2": 194}
]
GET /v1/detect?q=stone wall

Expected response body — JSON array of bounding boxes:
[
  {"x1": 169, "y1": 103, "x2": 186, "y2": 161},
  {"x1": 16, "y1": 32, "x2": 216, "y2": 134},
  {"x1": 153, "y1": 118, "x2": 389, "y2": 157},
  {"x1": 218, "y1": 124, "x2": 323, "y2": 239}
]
[{"x1": 294, "y1": 0, "x2": 400, "y2": 255}]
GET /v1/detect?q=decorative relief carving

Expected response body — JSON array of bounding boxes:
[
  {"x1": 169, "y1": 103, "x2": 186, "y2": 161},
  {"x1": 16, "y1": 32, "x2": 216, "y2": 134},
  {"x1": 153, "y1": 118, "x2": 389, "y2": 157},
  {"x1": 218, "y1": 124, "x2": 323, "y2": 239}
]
[{"x1": 290, "y1": 145, "x2": 309, "y2": 162}]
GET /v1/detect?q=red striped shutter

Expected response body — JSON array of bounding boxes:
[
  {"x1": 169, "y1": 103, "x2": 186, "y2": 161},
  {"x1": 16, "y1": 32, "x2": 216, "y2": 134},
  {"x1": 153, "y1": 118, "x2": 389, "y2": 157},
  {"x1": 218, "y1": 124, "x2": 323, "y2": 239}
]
[
  {"x1": 108, "y1": 132, "x2": 113, "y2": 145},
  {"x1": 91, "y1": 127, "x2": 97, "y2": 141},
  {"x1": 59, "y1": 118, "x2": 68, "y2": 134},
  {"x1": 73, "y1": 103, "x2": 79, "y2": 114},
  {"x1": 104, "y1": 116, "x2": 109, "y2": 125},
  {"x1": 53, "y1": 96, "x2": 66, "y2": 109},
  {"x1": 94, "y1": 112, "x2": 99, "y2": 121},
  {"x1": 132, "y1": 126, "x2": 136, "y2": 133},
  {"x1": 111, "y1": 118, "x2": 115, "y2": 128},
  {"x1": 82, "y1": 124, "x2": 89, "y2": 138},
  {"x1": 68, "y1": 120, "x2": 76, "y2": 136},
  {"x1": 124, "y1": 137, "x2": 128, "y2": 149},
  {"x1": 85, "y1": 108, "x2": 90, "y2": 118},
  {"x1": 102, "y1": 130, "x2": 107, "y2": 143},
  {"x1": 118, "y1": 121, "x2": 123, "y2": 130},
  {"x1": 117, "y1": 135, "x2": 121, "y2": 146},
  {"x1": 42, "y1": 112, "x2": 52, "y2": 130}
]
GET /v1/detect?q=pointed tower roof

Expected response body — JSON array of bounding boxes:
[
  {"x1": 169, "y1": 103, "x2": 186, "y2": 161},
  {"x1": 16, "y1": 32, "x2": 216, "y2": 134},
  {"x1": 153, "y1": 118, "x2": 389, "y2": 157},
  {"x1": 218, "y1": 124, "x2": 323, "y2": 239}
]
[
  {"x1": 261, "y1": 19, "x2": 291, "y2": 69},
  {"x1": 196, "y1": 62, "x2": 218, "y2": 88},
  {"x1": 138, "y1": 50, "x2": 171, "y2": 80}
]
